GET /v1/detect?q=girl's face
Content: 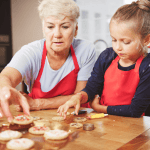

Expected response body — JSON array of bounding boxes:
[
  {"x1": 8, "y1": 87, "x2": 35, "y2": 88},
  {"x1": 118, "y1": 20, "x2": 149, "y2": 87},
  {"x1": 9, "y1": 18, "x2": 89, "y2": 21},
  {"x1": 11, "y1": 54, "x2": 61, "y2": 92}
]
[
  {"x1": 110, "y1": 20, "x2": 144, "y2": 66},
  {"x1": 43, "y1": 16, "x2": 77, "y2": 55}
]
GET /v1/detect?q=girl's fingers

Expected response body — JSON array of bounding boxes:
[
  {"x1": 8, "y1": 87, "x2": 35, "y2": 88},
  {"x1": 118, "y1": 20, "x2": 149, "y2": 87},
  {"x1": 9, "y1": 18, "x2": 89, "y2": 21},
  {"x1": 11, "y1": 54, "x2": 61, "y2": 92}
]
[
  {"x1": 57, "y1": 105, "x2": 69, "y2": 119},
  {"x1": 63, "y1": 105, "x2": 70, "y2": 119},
  {"x1": 75, "y1": 103, "x2": 80, "y2": 115}
]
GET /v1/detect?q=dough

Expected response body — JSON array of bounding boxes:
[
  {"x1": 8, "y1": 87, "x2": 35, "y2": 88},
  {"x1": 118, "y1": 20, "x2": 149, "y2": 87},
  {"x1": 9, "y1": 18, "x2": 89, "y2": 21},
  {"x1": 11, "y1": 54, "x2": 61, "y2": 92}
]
[
  {"x1": 52, "y1": 116, "x2": 65, "y2": 121},
  {"x1": 73, "y1": 117, "x2": 87, "y2": 123},
  {"x1": 57, "y1": 112, "x2": 70, "y2": 116}
]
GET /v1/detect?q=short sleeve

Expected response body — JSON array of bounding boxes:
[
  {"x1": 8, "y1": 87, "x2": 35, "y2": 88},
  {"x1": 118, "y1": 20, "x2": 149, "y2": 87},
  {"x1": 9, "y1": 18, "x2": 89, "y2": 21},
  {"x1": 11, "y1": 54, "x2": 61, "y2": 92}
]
[
  {"x1": 72, "y1": 39, "x2": 96, "y2": 81},
  {"x1": 6, "y1": 39, "x2": 45, "y2": 92}
]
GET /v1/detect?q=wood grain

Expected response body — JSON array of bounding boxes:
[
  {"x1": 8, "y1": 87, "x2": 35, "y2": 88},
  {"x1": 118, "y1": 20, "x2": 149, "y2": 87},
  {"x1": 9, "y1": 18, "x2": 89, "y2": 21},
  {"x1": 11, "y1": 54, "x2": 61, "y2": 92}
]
[{"x1": 0, "y1": 105, "x2": 150, "y2": 150}]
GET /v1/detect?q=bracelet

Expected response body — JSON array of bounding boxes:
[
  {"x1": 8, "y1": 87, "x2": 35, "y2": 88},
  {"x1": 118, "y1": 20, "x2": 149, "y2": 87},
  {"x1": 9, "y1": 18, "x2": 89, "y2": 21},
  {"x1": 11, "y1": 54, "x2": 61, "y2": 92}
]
[
  {"x1": 76, "y1": 93, "x2": 81, "y2": 95},
  {"x1": 76, "y1": 93, "x2": 83, "y2": 100}
]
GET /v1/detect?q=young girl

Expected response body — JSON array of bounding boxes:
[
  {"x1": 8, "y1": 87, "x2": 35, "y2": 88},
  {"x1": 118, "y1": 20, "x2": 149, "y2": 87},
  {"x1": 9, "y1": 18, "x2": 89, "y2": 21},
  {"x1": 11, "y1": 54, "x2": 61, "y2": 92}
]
[{"x1": 58, "y1": 0, "x2": 150, "y2": 118}]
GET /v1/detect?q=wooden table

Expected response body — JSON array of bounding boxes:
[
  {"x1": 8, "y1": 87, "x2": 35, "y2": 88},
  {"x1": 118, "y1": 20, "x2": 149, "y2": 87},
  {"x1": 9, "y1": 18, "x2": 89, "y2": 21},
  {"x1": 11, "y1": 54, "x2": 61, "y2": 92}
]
[{"x1": 0, "y1": 105, "x2": 150, "y2": 150}]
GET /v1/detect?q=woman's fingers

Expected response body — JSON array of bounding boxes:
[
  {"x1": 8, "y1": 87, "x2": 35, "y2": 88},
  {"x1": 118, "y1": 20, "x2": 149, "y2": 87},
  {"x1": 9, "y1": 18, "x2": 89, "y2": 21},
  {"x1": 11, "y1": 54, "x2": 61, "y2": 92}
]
[
  {"x1": 14, "y1": 105, "x2": 23, "y2": 112},
  {"x1": 0, "y1": 96, "x2": 13, "y2": 122},
  {"x1": 0, "y1": 86, "x2": 30, "y2": 122},
  {"x1": 0, "y1": 87, "x2": 13, "y2": 122},
  {"x1": 18, "y1": 93, "x2": 30, "y2": 116},
  {"x1": 0, "y1": 107, "x2": 3, "y2": 118}
]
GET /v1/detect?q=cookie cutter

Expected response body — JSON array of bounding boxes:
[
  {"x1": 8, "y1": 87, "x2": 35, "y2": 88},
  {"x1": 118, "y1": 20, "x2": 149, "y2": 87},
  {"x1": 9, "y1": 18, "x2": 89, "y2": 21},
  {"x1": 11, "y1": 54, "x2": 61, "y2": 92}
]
[{"x1": 83, "y1": 123, "x2": 94, "y2": 131}]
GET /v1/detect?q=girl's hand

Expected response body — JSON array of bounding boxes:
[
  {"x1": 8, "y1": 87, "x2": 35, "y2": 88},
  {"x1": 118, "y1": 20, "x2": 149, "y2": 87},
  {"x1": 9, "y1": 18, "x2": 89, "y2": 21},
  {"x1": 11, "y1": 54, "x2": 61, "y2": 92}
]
[
  {"x1": 89, "y1": 95, "x2": 100, "y2": 110},
  {"x1": 90, "y1": 95, "x2": 107, "y2": 113},
  {"x1": 57, "y1": 94, "x2": 82, "y2": 119}
]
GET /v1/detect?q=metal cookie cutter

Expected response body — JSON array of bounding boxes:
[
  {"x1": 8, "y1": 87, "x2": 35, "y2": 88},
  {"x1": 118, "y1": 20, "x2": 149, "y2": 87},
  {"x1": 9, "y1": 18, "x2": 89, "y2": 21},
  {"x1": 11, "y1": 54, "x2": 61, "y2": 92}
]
[{"x1": 83, "y1": 123, "x2": 94, "y2": 131}]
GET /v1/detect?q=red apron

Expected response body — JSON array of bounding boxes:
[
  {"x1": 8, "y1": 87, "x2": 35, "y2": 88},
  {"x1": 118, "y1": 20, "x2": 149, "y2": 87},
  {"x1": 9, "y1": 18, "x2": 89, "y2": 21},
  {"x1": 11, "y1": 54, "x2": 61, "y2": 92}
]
[
  {"x1": 28, "y1": 42, "x2": 79, "y2": 99},
  {"x1": 100, "y1": 56, "x2": 143, "y2": 106}
]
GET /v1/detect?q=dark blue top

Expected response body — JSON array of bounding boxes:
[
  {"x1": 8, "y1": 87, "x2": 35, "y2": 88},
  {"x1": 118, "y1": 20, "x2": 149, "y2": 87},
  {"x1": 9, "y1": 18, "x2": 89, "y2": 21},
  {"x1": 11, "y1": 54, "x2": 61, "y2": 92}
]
[{"x1": 82, "y1": 47, "x2": 150, "y2": 117}]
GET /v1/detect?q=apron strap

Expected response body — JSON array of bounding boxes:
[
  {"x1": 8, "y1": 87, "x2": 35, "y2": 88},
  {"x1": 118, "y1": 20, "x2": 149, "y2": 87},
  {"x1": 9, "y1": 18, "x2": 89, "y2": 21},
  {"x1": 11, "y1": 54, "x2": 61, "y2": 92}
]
[
  {"x1": 36, "y1": 41, "x2": 47, "y2": 81},
  {"x1": 70, "y1": 45, "x2": 80, "y2": 73}
]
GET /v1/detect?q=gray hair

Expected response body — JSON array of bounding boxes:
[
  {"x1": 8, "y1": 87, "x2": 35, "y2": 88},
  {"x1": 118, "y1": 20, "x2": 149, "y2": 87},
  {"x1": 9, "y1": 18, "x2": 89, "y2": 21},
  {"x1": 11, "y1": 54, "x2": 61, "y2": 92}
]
[{"x1": 38, "y1": 0, "x2": 80, "y2": 21}]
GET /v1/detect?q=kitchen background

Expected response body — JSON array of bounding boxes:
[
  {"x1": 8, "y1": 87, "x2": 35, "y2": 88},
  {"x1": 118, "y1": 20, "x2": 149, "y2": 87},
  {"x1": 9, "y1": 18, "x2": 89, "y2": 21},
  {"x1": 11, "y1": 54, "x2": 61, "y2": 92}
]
[{"x1": 0, "y1": 0, "x2": 136, "y2": 90}]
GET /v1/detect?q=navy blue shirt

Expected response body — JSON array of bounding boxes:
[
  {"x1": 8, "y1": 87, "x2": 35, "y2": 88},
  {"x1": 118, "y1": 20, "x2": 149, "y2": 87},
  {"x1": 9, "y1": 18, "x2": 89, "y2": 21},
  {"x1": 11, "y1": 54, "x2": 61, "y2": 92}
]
[{"x1": 82, "y1": 48, "x2": 150, "y2": 117}]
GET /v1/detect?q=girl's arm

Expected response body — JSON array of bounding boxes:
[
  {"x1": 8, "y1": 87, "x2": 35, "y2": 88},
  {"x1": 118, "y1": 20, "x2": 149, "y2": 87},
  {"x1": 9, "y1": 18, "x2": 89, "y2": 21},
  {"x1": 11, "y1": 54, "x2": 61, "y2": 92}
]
[
  {"x1": 90, "y1": 96, "x2": 108, "y2": 113},
  {"x1": 57, "y1": 48, "x2": 116, "y2": 118},
  {"x1": 19, "y1": 81, "x2": 88, "y2": 111},
  {"x1": 106, "y1": 54, "x2": 150, "y2": 117}
]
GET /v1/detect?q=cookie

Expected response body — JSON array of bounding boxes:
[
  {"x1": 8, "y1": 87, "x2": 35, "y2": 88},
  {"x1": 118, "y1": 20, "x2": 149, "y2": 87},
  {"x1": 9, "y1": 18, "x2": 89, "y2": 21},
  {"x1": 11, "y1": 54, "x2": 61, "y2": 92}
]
[
  {"x1": 73, "y1": 117, "x2": 87, "y2": 123},
  {"x1": 57, "y1": 112, "x2": 70, "y2": 116},
  {"x1": 13, "y1": 114, "x2": 33, "y2": 125},
  {"x1": 52, "y1": 116, "x2": 65, "y2": 121},
  {"x1": 0, "y1": 130, "x2": 22, "y2": 141},
  {"x1": 6, "y1": 138, "x2": 34, "y2": 150},
  {"x1": 70, "y1": 123, "x2": 83, "y2": 129},
  {"x1": 44, "y1": 129, "x2": 69, "y2": 140},
  {"x1": 29, "y1": 126, "x2": 50, "y2": 135}
]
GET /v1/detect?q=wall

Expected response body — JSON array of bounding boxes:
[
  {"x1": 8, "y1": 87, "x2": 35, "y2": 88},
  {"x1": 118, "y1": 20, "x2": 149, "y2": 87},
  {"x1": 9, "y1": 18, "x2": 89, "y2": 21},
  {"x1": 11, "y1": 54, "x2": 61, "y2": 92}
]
[
  {"x1": 76, "y1": 0, "x2": 123, "y2": 57},
  {"x1": 11, "y1": 0, "x2": 43, "y2": 90},
  {"x1": 11, "y1": 0, "x2": 43, "y2": 55},
  {"x1": 11, "y1": 0, "x2": 124, "y2": 90}
]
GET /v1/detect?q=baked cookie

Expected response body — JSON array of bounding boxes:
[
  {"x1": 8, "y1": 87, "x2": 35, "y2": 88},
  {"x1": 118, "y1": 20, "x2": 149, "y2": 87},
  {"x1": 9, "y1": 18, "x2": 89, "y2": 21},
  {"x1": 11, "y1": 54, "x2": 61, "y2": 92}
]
[
  {"x1": 73, "y1": 117, "x2": 87, "y2": 123},
  {"x1": 44, "y1": 129, "x2": 69, "y2": 140},
  {"x1": 6, "y1": 138, "x2": 34, "y2": 150},
  {"x1": 32, "y1": 116, "x2": 41, "y2": 121},
  {"x1": 29, "y1": 126, "x2": 50, "y2": 135},
  {"x1": 13, "y1": 114, "x2": 33, "y2": 125},
  {"x1": 0, "y1": 130, "x2": 22, "y2": 141},
  {"x1": 57, "y1": 112, "x2": 70, "y2": 116},
  {"x1": 70, "y1": 123, "x2": 83, "y2": 129},
  {"x1": 52, "y1": 116, "x2": 65, "y2": 121}
]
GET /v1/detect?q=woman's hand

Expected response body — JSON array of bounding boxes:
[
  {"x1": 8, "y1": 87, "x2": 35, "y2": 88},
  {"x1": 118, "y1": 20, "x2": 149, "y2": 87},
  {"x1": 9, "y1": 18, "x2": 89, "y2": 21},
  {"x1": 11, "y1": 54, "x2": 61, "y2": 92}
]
[
  {"x1": 15, "y1": 92, "x2": 41, "y2": 112},
  {"x1": 57, "y1": 94, "x2": 82, "y2": 119},
  {"x1": 0, "y1": 86, "x2": 30, "y2": 122}
]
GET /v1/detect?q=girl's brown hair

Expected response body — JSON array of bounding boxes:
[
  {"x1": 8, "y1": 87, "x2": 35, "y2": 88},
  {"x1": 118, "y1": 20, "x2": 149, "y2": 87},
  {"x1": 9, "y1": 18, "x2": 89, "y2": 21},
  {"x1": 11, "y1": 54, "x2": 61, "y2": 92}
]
[{"x1": 111, "y1": 0, "x2": 150, "y2": 39}]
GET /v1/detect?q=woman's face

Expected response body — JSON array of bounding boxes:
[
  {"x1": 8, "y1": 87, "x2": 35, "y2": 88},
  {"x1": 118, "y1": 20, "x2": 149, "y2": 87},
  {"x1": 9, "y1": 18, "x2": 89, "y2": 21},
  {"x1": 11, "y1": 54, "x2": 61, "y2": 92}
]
[{"x1": 43, "y1": 16, "x2": 77, "y2": 54}]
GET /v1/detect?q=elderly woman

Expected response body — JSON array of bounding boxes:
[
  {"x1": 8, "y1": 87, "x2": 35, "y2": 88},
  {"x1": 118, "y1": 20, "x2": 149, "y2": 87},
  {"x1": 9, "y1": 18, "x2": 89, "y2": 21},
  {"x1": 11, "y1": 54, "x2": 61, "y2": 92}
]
[{"x1": 0, "y1": 0, "x2": 96, "y2": 122}]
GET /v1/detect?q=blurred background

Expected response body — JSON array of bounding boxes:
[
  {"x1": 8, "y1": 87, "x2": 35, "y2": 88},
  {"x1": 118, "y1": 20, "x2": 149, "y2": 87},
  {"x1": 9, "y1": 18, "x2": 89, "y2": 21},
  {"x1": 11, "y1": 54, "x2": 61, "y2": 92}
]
[{"x1": 0, "y1": 0, "x2": 134, "y2": 90}]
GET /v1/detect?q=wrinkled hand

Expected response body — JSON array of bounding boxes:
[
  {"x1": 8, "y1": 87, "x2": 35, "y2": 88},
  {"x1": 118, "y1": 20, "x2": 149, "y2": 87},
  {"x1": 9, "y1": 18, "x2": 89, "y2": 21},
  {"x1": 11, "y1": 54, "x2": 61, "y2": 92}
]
[
  {"x1": 57, "y1": 94, "x2": 82, "y2": 119},
  {"x1": 0, "y1": 86, "x2": 30, "y2": 122},
  {"x1": 15, "y1": 91, "x2": 41, "y2": 112},
  {"x1": 89, "y1": 95, "x2": 100, "y2": 109}
]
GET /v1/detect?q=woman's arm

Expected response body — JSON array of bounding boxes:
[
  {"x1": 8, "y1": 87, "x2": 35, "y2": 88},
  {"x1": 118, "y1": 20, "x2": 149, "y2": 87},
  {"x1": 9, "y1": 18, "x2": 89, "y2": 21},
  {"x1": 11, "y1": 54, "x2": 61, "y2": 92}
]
[
  {"x1": 18, "y1": 81, "x2": 88, "y2": 110},
  {"x1": 0, "y1": 67, "x2": 30, "y2": 121}
]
